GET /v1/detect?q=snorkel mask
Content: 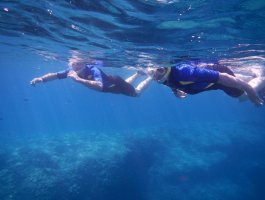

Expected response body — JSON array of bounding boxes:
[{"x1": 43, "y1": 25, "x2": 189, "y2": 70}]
[{"x1": 146, "y1": 67, "x2": 169, "y2": 83}]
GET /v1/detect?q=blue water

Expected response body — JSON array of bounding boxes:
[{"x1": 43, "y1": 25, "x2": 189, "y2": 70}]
[{"x1": 0, "y1": 1, "x2": 265, "y2": 200}]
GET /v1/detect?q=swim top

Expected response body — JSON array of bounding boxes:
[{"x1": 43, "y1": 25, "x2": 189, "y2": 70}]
[
  {"x1": 56, "y1": 64, "x2": 112, "y2": 88},
  {"x1": 56, "y1": 63, "x2": 137, "y2": 96},
  {"x1": 163, "y1": 63, "x2": 219, "y2": 94}
]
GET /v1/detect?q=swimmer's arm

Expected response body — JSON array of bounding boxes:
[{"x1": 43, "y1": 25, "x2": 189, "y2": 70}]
[
  {"x1": 218, "y1": 73, "x2": 263, "y2": 106},
  {"x1": 30, "y1": 73, "x2": 58, "y2": 85},
  {"x1": 68, "y1": 71, "x2": 103, "y2": 91},
  {"x1": 73, "y1": 77, "x2": 103, "y2": 91}
]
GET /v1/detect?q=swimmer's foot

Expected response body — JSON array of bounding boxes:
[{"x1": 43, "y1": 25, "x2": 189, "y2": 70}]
[{"x1": 137, "y1": 68, "x2": 147, "y2": 76}]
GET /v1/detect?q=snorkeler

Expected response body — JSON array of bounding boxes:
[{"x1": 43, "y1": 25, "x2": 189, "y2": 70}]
[
  {"x1": 136, "y1": 61, "x2": 264, "y2": 106},
  {"x1": 30, "y1": 58, "x2": 151, "y2": 97}
]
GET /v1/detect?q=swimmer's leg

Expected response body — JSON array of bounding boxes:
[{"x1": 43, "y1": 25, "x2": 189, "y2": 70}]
[
  {"x1": 238, "y1": 77, "x2": 265, "y2": 102},
  {"x1": 249, "y1": 77, "x2": 265, "y2": 93},
  {"x1": 125, "y1": 73, "x2": 140, "y2": 84},
  {"x1": 135, "y1": 77, "x2": 152, "y2": 96},
  {"x1": 234, "y1": 74, "x2": 254, "y2": 82}
]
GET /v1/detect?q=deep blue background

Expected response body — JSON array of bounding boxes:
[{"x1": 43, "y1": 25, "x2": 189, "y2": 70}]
[{"x1": 0, "y1": 1, "x2": 265, "y2": 200}]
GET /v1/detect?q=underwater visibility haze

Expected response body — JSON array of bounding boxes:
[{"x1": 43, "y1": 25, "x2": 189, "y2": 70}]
[{"x1": 0, "y1": 0, "x2": 265, "y2": 200}]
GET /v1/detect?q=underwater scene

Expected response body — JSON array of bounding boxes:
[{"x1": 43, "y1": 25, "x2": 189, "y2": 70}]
[{"x1": 0, "y1": 0, "x2": 265, "y2": 200}]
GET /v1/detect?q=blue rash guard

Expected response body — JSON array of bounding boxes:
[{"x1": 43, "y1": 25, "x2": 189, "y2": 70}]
[
  {"x1": 163, "y1": 63, "x2": 244, "y2": 97},
  {"x1": 56, "y1": 64, "x2": 112, "y2": 88},
  {"x1": 56, "y1": 63, "x2": 137, "y2": 97}
]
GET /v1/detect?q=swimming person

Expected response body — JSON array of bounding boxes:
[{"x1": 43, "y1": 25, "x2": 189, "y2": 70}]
[
  {"x1": 30, "y1": 58, "x2": 151, "y2": 97},
  {"x1": 137, "y1": 61, "x2": 264, "y2": 106}
]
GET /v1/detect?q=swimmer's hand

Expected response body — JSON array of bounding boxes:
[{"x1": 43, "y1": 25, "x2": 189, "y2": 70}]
[
  {"x1": 172, "y1": 88, "x2": 187, "y2": 99},
  {"x1": 67, "y1": 70, "x2": 79, "y2": 81},
  {"x1": 30, "y1": 77, "x2": 43, "y2": 86}
]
